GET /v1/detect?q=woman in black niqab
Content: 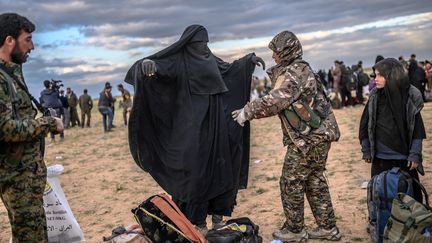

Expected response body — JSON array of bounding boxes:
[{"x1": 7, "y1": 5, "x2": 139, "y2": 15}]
[{"x1": 124, "y1": 25, "x2": 260, "y2": 227}]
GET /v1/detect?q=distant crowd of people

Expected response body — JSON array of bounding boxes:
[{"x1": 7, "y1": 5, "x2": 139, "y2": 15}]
[
  {"x1": 39, "y1": 80, "x2": 133, "y2": 142},
  {"x1": 251, "y1": 53, "x2": 432, "y2": 110},
  {"x1": 97, "y1": 82, "x2": 132, "y2": 132},
  {"x1": 317, "y1": 53, "x2": 431, "y2": 108}
]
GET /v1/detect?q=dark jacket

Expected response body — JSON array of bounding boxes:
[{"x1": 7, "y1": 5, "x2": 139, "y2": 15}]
[
  {"x1": 98, "y1": 91, "x2": 115, "y2": 108},
  {"x1": 59, "y1": 96, "x2": 69, "y2": 108},
  {"x1": 360, "y1": 85, "x2": 424, "y2": 172},
  {"x1": 40, "y1": 89, "x2": 62, "y2": 109}
]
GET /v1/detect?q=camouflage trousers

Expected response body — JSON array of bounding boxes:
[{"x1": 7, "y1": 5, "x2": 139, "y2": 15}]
[
  {"x1": 0, "y1": 158, "x2": 48, "y2": 242},
  {"x1": 280, "y1": 142, "x2": 337, "y2": 232}
]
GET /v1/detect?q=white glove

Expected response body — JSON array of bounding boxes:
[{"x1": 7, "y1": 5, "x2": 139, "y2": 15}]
[{"x1": 231, "y1": 108, "x2": 247, "y2": 127}]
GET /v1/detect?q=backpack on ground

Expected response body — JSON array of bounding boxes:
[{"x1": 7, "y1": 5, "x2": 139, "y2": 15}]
[
  {"x1": 102, "y1": 225, "x2": 152, "y2": 243},
  {"x1": 383, "y1": 191, "x2": 432, "y2": 243},
  {"x1": 205, "y1": 217, "x2": 263, "y2": 243},
  {"x1": 132, "y1": 193, "x2": 206, "y2": 243},
  {"x1": 367, "y1": 167, "x2": 415, "y2": 243}
]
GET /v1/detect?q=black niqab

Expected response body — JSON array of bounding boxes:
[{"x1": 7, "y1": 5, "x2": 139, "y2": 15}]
[
  {"x1": 124, "y1": 25, "x2": 256, "y2": 207},
  {"x1": 126, "y1": 25, "x2": 227, "y2": 95}
]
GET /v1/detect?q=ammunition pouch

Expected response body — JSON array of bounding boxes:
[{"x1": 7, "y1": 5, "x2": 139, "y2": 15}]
[{"x1": 284, "y1": 99, "x2": 321, "y2": 135}]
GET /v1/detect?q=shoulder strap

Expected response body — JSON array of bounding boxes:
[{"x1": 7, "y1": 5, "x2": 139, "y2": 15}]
[
  {"x1": 0, "y1": 64, "x2": 46, "y2": 115},
  {"x1": 412, "y1": 177, "x2": 430, "y2": 208},
  {"x1": 151, "y1": 194, "x2": 206, "y2": 243},
  {"x1": 0, "y1": 68, "x2": 20, "y2": 119}
]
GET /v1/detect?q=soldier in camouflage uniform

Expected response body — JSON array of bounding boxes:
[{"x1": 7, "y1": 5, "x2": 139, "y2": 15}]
[
  {"x1": 232, "y1": 31, "x2": 341, "y2": 242},
  {"x1": 117, "y1": 84, "x2": 132, "y2": 127},
  {"x1": 0, "y1": 13, "x2": 63, "y2": 242}
]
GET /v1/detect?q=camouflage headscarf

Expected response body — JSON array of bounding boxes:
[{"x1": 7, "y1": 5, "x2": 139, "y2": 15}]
[{"x1": 268, "y1": 31, "x2": 302, "y2": 65}]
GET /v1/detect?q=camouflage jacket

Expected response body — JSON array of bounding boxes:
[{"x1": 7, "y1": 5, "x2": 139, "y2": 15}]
[
  {"x1": 244, "y1": 61, "x2": 340, "y2": 154},
  {"x1": 0, "y1": 59, "x2": 56, "y2": 168}
]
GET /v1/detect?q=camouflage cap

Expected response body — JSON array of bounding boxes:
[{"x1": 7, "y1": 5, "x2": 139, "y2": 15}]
[{"x1": 268, "y1": 31, "x2": 302, "y2": 64}]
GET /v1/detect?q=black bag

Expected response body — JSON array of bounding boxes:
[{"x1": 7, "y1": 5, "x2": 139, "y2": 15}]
[
  {"x1": 132, "y1": 194, "x2": 205, "y2": 243},
  {"x1": 205, "y1": 217, "x2": 263, "y2": 243}
]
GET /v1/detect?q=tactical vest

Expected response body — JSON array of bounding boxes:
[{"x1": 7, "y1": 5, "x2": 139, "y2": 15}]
[{"x1": 284, "y1": 60, "x2": 331, "y2": 135}]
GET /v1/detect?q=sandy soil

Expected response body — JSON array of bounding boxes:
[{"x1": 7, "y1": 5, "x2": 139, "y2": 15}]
[{"x1": 1, "y1": 102, "x2": 431, "y2": 243}]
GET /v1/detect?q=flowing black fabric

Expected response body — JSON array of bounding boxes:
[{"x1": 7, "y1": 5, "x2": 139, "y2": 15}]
[
  {"x1": 126, "y1": 25, "x2": 227, "y2": 95},
  {"x1": 124, "y1": 25, "x2": 255, "y2": 209},
  {"x1": 216, "y1": 54, "x2": 255, "y2": 190}
]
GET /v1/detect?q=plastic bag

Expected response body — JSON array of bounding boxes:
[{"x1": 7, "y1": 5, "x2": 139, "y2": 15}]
[{"x1": 44, "y1": 164, "x2": 85, "y2": 242}]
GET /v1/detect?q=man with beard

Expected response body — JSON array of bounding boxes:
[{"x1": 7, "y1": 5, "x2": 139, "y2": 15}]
[
  {"x1": 0, "y1": 13, "x2": 63, "y2": 241},
  {"x1": 125, "y1": 25, "x2": 264, "y2": 233}
]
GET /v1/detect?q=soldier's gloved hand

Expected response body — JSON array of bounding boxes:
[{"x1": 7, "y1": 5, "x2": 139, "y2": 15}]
[
  {"x1": 141, "y1": 59, "x2": 157, "y2": 76},
  {"x1": 231, "y1": 108, "x2": 247, "y2": 127},
  {"x1": 251, "y1": 56, "x2": 265, "y2": 70},
  {"x1": 53, "y1": 117, "x2": 64, "y2": 134}
]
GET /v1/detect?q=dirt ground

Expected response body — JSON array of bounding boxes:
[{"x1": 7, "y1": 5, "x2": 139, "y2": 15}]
[{"x1": 1, "y1": 102, "x2": 431, "y2": 243}]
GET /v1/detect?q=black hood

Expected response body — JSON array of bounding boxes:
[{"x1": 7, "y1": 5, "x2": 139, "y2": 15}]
[{"x1": 125, "y1": 24, "x2": 227, "y2": 95}]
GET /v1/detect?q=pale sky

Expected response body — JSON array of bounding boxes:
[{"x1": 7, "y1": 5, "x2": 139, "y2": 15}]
[{"x1": 2, "y1": 0, "x2": 432, "y2": 97}]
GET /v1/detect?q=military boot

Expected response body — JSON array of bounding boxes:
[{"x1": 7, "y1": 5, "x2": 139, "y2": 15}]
[
  {"x1": 272, "y1": 228, "x2": 308, "y2": 242},
  {"x1": 307, "y1": 226, "x2": 341, "y2": 241}
]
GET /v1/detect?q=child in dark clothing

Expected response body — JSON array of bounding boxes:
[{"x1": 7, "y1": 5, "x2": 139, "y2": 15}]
[{"x1": 359, "y1": 58, "x2": 426, "y2": 202}]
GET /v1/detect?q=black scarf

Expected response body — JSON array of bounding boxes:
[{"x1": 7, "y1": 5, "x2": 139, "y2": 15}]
[
  {"x1": 126, "y1": 25, "x2": 227, "y2": 95},
  {"x1": 375, "y1": 89, "x2": 408, "y2": 153},
  {"x1": 372, "y1": 58, "x2": 426, "y2": 154}
]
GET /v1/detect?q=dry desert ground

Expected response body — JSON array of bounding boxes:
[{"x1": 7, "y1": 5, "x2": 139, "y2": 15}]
[{"x1": 1, "y1": 101, "x2": 431, "y2": 242}]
